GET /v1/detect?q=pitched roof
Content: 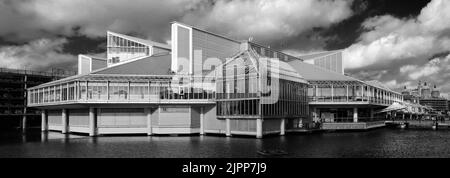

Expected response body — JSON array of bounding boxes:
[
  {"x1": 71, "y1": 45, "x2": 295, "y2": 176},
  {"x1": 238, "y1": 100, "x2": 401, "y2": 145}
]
[
  {"x1": 287, "y1": 60, "x2": 356, "y2": 81},
  {"x1": 93, "y1": 53, "x2": 172, "y2": 75},
  {"x1": 107, "y1": 31, "x2": 171, "y2": 49}
]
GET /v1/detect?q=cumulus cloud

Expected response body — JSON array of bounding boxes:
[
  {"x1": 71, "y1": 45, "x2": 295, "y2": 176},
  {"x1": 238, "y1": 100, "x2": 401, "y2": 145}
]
[
  {"x1": 343, "y1": 0, "x2": 450, "y2": 69},
  {"x1": 182, "y1": 0, "x2": 354, "y2": 42},
  {"x1": 0, "y1": 38, "x2": 76, "y2": 71},
  {"x1": 400, "y1": 55, "x2": 450, "y2": 80},
  {"x1": 0, "y1": 0, "x2": 354, "y2": 44},
  {"x1": 342, "y1": 0, "x2": 450, "y2": 96}
]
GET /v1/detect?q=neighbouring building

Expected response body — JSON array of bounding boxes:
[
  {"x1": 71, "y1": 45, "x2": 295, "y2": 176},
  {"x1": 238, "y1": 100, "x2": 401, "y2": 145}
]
[
  {"x1": 0, "y1": 68, "x2": 73, "y2": 130},
  {"x1": 27, "y1": 22, "x2": 403, "y2": 138}
]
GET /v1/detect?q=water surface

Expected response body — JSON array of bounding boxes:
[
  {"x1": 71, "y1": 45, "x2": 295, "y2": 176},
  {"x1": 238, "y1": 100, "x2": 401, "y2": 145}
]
[{"x1": 1, "y1": 128, "x2": 450, "y2": 158}]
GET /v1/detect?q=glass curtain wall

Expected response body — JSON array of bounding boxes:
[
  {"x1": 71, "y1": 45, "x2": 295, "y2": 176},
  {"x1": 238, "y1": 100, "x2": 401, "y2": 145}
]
[
  {"x1": 261, "y1": 79, "x2": 309, "y2": 118},
  {"x1": 216, "y1": 54, "x2": 261, "y2": 118}
]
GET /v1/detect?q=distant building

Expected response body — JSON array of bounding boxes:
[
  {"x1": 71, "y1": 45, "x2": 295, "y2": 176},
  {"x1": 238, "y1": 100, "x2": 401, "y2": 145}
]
[
  {"x1": 0, "y1": 68, "x2": 73, "y2": 130},
  {"x1": 402, "y1": 81, "x2": 448, "y2": 114}
]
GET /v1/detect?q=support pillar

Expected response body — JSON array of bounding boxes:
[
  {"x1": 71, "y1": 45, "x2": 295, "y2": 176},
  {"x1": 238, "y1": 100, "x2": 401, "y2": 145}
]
[
  {"x1": 353, "y1": 108, "x2": 358, "y2": 123},
  {"x1": 41, "y1": 110, "x2": 47, "y2": 132},
  {"x1": 146, "y1": 108, "x2": 153, "y2": 136},
  {"x1": 200, "y1": 107, "x2": 205, "y2": 135},
  {"x1": 280, "y1": 118, "x2": 285, "y2": 136},
  {"x1": 225, "y1": 118, "x2": 231, "y2": 137},
  {"x1": 256, "y1": 118, "x2": 263, "y2": 139},
  {"x1": 61, "y1": 109, "x2": 68, "y2": 134},
  {"x1": 89, "y1": 107, "x2": 97, "y2": 136},
  {"x1": 370, "y1": 108, "x2": 374, "y2": 122},
  {"x1": 22, "y1": 115, "x2": 27, "y2": 133}
]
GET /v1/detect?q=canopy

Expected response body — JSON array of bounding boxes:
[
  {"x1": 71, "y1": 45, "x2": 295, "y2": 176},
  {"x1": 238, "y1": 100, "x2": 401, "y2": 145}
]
[{"x1": 377, "y1": 102, "x2": 406, "y2": 113}]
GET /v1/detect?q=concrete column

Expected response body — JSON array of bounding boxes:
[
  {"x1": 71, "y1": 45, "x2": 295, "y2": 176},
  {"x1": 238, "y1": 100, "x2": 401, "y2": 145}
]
[
  {"x1": 61, "y1": 109, "x2": 68, "y2": 134},
  {"x1": 22, "y1": 115, "x2": 27, "y2": 133},
  {"x1": 41, "y1": 110, "x2": 47, "y2": 132},
  {"x1": 370, "y1": 108, "x2": 374, "y2": 121},
  {"x1": 225, "y1": 118, "x2": 231, "y2": 137},
  {"x1": 200, "y1": 107, "x2": 205, "y2": 135},
  {"x1": 146, "y1": 108, "x2": 153, "y2": 136},
  {"x1": 256, "y1": 118, "x2": 263, "y2": 139},
  {"x1": 353, "y1": 107, "x2": 358, "y2": 123},
  {"x1": 280, "y1": 118, "x2": 285, "y2": 136},
  {"x1": 89, "y1": 107, "x2": 97, "y2": 136}
]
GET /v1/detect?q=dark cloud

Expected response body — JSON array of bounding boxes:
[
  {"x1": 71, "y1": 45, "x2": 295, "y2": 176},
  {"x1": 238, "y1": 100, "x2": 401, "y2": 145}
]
[{"x1": 0, "y1": 38, "x2": 76, "y2": 72}]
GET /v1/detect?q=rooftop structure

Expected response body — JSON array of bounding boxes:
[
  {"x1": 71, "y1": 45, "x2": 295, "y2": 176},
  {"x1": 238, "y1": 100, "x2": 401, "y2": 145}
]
[{"x1": 106, "y1": 31, "x2": 170, "y2": 67}]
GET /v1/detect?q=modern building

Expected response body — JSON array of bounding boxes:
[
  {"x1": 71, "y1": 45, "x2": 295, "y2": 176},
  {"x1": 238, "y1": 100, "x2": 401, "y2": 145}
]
[
  {"x1": 27, "y1": 22, "x2": 403, "y2": 138},
  {"x1": 0, "y1": 68, "x2": 73, "y2": 130}
]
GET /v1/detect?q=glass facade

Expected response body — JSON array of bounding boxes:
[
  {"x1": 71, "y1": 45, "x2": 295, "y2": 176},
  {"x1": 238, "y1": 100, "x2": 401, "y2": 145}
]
[
  {"x1": 308, "y1": 82, "x2": 402, "y2": 105},
  {"x1": 215, "y1": 51, "x2": 309, "y2": 119},
  {"x1": 28, "y1": 76, "x2": 216, "y2": 106},
  {"x1": 107, "y1": 33, "x2": 150, "y2": 65}
]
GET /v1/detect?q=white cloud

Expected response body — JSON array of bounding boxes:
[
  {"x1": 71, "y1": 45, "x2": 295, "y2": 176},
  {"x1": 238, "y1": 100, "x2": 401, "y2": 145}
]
[
  {"x1": 408, "y1": 65, "x2": 440, "y2": 80},
  {"x1": 400, "y1": 55, "x2": 450, "y2": 80},
  {"x1": 0, "y1": 0, "x2": 354, "y2": 43},
  {"x1": 0, "y1": 38, "x2": 76, "y2": 71},
  {"x1": 182, "y1": 0, "x2": 354, "y2": 42},
  {"x1": 399, "y1": 65, "x2": 417, "y2": 74},
  {"x1": 343, "y1": 0, "x2": 450, "y2": 69}
]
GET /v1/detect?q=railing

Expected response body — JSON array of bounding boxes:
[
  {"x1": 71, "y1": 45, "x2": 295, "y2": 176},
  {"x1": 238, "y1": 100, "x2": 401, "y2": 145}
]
[
  {"x1": 28, "y1": 76, "x2": 217, "y2": 107},
  {"x1": 309, "y1": 96, "x2": 396, "y2": 105}
]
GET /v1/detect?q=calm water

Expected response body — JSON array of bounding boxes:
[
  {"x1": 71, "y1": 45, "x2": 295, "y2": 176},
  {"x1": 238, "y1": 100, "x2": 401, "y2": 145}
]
[{"x1": 1, "y1": 128, "x2": 450, "y2": 158}]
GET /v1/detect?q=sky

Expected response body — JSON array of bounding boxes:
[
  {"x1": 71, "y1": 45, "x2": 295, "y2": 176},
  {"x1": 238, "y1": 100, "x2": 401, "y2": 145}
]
[{"x1": 1, "y1": 0, "x2": 449, "y2": 97}]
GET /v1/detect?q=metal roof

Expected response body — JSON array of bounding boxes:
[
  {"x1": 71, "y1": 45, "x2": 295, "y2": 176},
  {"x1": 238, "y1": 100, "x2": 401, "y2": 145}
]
[
  {"x1": 29, "y1": 54, "x2": 173, "y2": 89},
  {"x1": 287, "y1": 60, "x2": 356, "y2": 82},
  {"x1": 93, "y1": 53, "x2": 172, "y2": 75},
  {"x1": 298, "y1": 50, "x2": 343, "y2": 60}
]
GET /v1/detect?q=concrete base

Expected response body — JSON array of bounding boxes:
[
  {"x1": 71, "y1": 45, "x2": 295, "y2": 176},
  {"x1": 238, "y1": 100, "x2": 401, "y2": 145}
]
[{"x1": 322, "y1": 121, "x2": 385, "y2": 130}]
